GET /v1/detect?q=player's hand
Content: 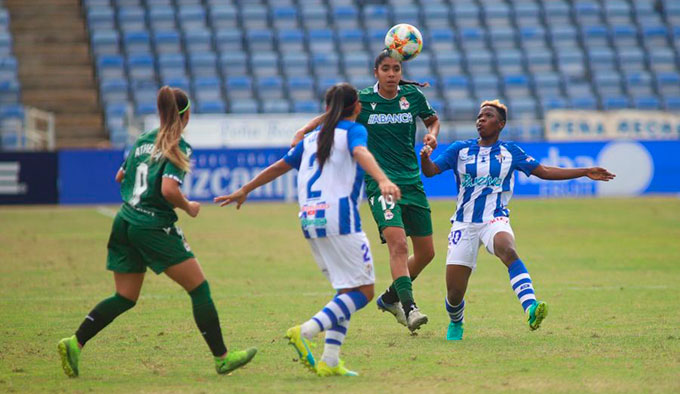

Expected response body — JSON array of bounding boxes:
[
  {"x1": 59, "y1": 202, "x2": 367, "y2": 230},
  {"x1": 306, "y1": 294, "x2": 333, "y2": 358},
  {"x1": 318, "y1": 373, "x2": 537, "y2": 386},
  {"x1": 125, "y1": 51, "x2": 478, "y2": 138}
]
[
  {"x1": 420, "y1": 144, "x2": 433, "y2": 159},
  {"x1": 186, "y1": 201, "x2": 201, "y2": 218},
  {"x1": 378, "y1": 180, "x2": 401, "y2": 203},
  {"x1": 586, "y1": 167, "x2": 616, "y2": 181},
  {"x1": 214, "y1": 189, "x2": 248, "y2": 209},
  {"x1": 423, "y1": 133, "x2": 437, "y2": 149},
  {"x1": 291, "y1": 129, "x2": 305, "y2": 148}
]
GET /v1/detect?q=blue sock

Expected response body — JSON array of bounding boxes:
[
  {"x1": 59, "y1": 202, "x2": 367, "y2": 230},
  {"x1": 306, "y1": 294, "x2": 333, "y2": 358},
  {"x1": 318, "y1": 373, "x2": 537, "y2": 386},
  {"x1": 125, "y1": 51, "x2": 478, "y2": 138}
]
[
  {"x1": 508, "y1": 259, "x2": 537, "y2": 313},
  {"x1": 445, "y1": 298, "x2": 465, "y2": 323},
  {"x1": 300, "y1": 291, "x2": 368, "y2": 339}
]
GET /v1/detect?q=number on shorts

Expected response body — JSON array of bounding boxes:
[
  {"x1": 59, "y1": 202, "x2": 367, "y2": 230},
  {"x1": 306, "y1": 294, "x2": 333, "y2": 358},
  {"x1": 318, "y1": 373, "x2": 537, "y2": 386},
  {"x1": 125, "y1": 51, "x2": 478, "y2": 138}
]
[
  {"x1": 130, "y1": 162, "x2": 149, "y2": 206},
  {"x1": 377, "y1": 195, "x2": 395, "y2": 211},
  {"x1": 361, "y1": 243, "x2": 371, "y2": 262}
]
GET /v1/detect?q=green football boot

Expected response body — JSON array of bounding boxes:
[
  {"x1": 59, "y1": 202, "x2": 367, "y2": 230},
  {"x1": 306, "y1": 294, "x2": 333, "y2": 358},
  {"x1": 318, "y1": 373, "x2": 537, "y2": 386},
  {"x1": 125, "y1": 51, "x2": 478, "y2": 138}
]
[
  {"x1": 215, "y1": 347, "x2": 257, "y2": 375},
  {"x1": 316, "y1": 359, "x2": 359, "y2": 377},
  {"x1": 446, "y1": 321, "x2": 464, "y2": 340},
  {"x1": 57, "y1": 335, "x2": 81, "y2": 377},
  {"x1": 285, "y1": 326, "x2": 316, "y2": 373},
  {"x1": 527, "y1": 301, "x2": 548, "y2": 331}
]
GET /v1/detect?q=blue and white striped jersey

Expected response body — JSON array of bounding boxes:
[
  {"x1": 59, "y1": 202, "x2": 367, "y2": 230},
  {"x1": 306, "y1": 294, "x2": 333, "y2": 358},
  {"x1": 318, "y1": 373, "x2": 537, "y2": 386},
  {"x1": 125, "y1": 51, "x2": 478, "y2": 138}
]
[
  {"x1": 433, "y1": 139, "x2": 539, "y2": 223},
  {"x1": 283, "y1": 120, "x2": 368, "y2": 238}
]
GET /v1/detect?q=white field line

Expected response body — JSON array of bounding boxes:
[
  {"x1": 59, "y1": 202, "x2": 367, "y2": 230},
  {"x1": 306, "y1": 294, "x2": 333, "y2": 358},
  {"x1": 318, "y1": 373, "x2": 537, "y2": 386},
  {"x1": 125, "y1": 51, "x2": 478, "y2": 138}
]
[{"x1": 95, "y1": 206, "x2": 117, "y2": 218}]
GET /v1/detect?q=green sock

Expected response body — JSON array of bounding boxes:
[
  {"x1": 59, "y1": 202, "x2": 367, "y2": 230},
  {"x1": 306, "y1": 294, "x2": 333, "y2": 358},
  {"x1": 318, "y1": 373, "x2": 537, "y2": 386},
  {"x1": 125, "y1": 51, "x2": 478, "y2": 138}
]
[
  {"x1": 75, "y1": 292, "x2": 136, "y2": 346},
  {"x1": 393, "y1": 276, "x2": 415, "y2": 310},
  {"x1": 189, "y1": 281, "x2": 227, "y2": 357},
  {"x1": 381, "y1": 274, "x2": 418, "y2": 305}
]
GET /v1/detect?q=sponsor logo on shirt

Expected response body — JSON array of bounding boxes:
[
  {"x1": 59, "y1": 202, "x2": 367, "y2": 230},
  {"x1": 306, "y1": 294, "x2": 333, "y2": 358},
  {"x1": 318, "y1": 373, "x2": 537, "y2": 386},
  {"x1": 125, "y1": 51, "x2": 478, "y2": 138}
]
[
  {"x1": 300, "y1": 217, "x2": 328, "y2": 227},
  {"x1": 461, "y1": 173, "x2": 502, "y2": 188},
  {"x1": 370, "y1": 102, "x2": 377, "y2": 110},
  {"x1": 300, "y1": 203, "x2": 330, "y2": 216},
  {"x1": 367, "y1": 113, "x2": 413, "y2": 125},
  {"x1": 399, "y1": 96, "x2": 410, "y2": 110}
]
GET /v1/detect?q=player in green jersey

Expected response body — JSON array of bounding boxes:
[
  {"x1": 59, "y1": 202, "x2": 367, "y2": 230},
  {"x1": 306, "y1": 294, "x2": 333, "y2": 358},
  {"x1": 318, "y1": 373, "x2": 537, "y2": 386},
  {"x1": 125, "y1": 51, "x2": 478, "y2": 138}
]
[
  {"x1": 57, "y1": 87, "x2": 256, "y2": 378},
  {"x1": 291, "y1": 50, "x2": 441, "y2": 333}
]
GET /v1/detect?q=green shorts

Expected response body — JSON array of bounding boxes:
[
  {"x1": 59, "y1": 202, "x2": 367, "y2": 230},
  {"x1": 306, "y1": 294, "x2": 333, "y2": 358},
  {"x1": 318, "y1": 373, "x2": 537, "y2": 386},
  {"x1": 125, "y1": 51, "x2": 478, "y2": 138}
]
[
  {"x1": 106, "y1": 213, "x2": 195, "y2": 275},
  {"x1": 365, "y1": 181, "x2": 433, "y2": 243}
]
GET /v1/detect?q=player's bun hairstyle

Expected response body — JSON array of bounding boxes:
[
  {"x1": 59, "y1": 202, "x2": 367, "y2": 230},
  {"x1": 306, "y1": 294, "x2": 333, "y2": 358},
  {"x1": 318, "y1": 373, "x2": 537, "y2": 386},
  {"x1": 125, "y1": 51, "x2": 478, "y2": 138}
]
[
  {"x1": 480, "y1": 99, "x2": 508, "y2": 123},
  {"x1": 318, "y1": 83, "x2": 358, "y2": 169},
  {"x1": 374, "y1": 49, "x2": 428, "y2": 88},
  {"x1": 155, "y1": 86, "x2": 190, "y2": 172}
]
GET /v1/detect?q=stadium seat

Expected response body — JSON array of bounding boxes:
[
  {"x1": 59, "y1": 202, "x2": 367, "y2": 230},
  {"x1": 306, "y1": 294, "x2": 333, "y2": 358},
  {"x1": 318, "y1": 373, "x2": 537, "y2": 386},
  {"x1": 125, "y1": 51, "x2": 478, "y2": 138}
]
[
  {"x1": 287, "y1": 76, "x2": 314, "y2": 101},
  {"x1": 0, "y1": 79, "x2": 20, "y2": 105},
  {"x1": 453, "y1": 3, "x2": 480, "y2": 27},
  {"x1": 526, "y1": 48, "x2": 554, "y2": 73},
  {"x1": 655, "y1": 72, "x2": 680, "y2": 98},
  {"x1": 183, "y1": 29, "x2": 212, "y2": 53},
  {"x1": 262, "y1": 99, "x2": 290, "y2": 113},
  {"x1": 581, "y1": 25, "x2": 609, "y2": 48},
  {"x1": 663, "y1": 96, "x2": 680, "y2": 111},
  {"x1": 593, "y1": 71, "x2": 624, "y2": 96},
  {"x1": 540, "y1": 96, "x2": 569, "y2": 113},
  {"x1": 332, "y1": 5, "x2": 360, "y2": 29},
  {"x1": 447, "y1": 97, "x2": 477, "y2": 121},
  {"x1": 633, "y1": 96, "x2": 660, "y2": 110},
  {"x1": 543, "y1": 1, "x2": 572, "y2": 26},
  {"x1": 362, "y1": 5, "x2": 389, "y2": 31},
  {"x1": 246, "y1": 29, "x2": 274, "y2": 52},
  {"x1": 549, "y1": 25, "x2": 579, "y2": 49},
  {"x1": 100, "y1": 78, "x2": 129, "y2": 103},
  {"x1": 300, "y1": 5, "x2": 328, "y2": 30},
  {"x1": 91, "y1": 30, "x2": 120, "y2": 56},
  {"x1": 312, "y1": 52, "x2": 340, "y2": 77},
  {"x1": 293, "y1": 100, "x2": 321, "y2": 113},
  {"x1": 256, "y1": 76, "x2": 284, "y2": 100},
  {"x1": 429, "y1": 29, "x2": 457, "y2": 53},
  {"x1": 307, "y1": 29, "x2": 335, "y2": 54},
  {"x1": 230, "y1": 99, "x2": 259, "y2": 114},
  {"x1": 587, "y1": 47, "x2": 616, "y2": 71},
  {"x1": 504, "y1": 74, "x2": 531, "y2": 98},
  {"x1": 250, "y1": 52, "x2": 279, "y2": 78},
  {"x1": 215, "y1": 29, "x2": 244, "y2": 53},
  {"x1": 343, "y1": 52, "x2": 370, "y2": 78},
  {"x1": 96, "y1": 54, "x2": 125, "y2": 79},
  {"x1": 434, "y1": 52, "x2": 464, "y2": 76},
  {"x1": 573, "y1": 1, "x2": 603, "y2": 26},
  {"x1": 641, "y1": 25, "x2": 669, "y2": 48},
  {"x1": 153, "y1": 30, "x2": 181, "y2": 54},
  {"x1": 472, "y1": 74, "x2": 500, "y2": 101},
  {"x1": 465, "y1": 50, "x2": 493, "y2": 75},
  {"x1": 617, "y1": 47, "x2": 646, "y2": 72},
  {"x1": 241, "y1": 5, "x2": 268, "y2": 30},
  {"x1": 602, "y1": 95, "x2": 630, "y2": 110},
  {"x1": 604, "y1": 0, "x2": 632, "y2": 24},
  {"x1": 611, "y1": 24, "x2": 638, "y2": 48},
  {"x1": 392, "y1": 5, "x2": 420, "y2": 27},
  {"x1": 87, "y1": 7, "x2": 116, "y2": 30},
  {"x1": 404, "y1": 52, "x2": 432, "y2": 80},
  {"x1": 496, "y1": 50, "x2": 524, "y2": 76},
  {"x1": 570, "y1": 96, "x2": 598, "y2": 110},
  {"x1": 225, "y1": 76, "x2": 253, "y2": 100},
  {"x1": 518, "y1": 26, "x2": 548, "y2": 49},
  {"x1": 625, "y1": 71, "x2": 654, "y2": 96},
  {"x1": 513, "y1": 1, "x2": 541, "y2": 27},
  {"x1": 162, "y1": 76, "x2": 190, "y2": 92},
  {"x1": 272, "y1": 6, "x2": 299, "y2": 30},
  {"x1": 158, "y1": 53, "x2": 187, "y2": 79},
  {"x1": 193, "y1": 76, "x2": 222, "y2": 102},
  {"x1": 123, "y1": 30, "x2": 151, "y2": 54},
  {"x1": 508, "y1": 97, "x2": 538, "y2": 119},
  {"x1": 648, "y1": 49, "x2": 677, "y2": 73},
  {"x1": 281, "y1": 52, "x2": 310, "y2": 77},
  {"x1": 148, "y1": 7, "x2": 176, "y2": 31},
  {"x1": 316, "y1": 77, "x2": 342, "y2": 97},
  {"x1": 338, "y1": 29, "x2": 366, "y2": 53},
  {"x1": 533, "y1": 72, "x2": 563, "y2": 98},
  {"x1": 178, "y1": 5, "x2": 207, "y2": 31},
  {"x1": 459, "y1": 27, "x2": 487, "y2": 51},
  {"x1": 489, "y1": 27, "x2": 517, "y2": 50},
  {"x1": 483, "y1": 2, "x2": 512, "y2": 27},
  {"x1": 277, "y1": 29, "x2": 305, "y2": 53},
  {"x1": 117, "y1": 6, "x2": 146, "y2": 32},
  {"x1": 188, "y1": 52, "x2": 218, "y2": 77},
  {"x1": 209, "y1": 6, "x2": 238, "y2": 30},
  {"x1": 422, "y1": 4, "x2": 451, "y2": 29}
]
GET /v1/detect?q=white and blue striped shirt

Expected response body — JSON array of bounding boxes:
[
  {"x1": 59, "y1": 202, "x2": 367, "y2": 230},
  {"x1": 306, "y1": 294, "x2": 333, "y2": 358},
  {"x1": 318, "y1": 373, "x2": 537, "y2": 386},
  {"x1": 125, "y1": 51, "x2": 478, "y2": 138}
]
[
  {"x1": 433, "y1": 139, "x2": 539, "y2": 223},
  {"x1": 283, "y1": 120, "x2": 367, "y2": 238}
]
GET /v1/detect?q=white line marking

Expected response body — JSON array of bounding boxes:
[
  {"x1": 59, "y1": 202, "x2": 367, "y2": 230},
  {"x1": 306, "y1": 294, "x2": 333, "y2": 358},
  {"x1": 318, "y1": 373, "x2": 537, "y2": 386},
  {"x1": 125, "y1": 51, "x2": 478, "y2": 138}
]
[{"x1": 95, "y1": 206, "x2": 117, "y2": 218}]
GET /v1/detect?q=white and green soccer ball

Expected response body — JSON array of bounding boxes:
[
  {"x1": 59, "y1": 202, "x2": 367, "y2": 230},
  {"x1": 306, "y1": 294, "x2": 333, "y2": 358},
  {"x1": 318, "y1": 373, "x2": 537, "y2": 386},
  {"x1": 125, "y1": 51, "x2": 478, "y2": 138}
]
[{"x1": 384, "y1": 23, "x2": 423, "y2": 62}]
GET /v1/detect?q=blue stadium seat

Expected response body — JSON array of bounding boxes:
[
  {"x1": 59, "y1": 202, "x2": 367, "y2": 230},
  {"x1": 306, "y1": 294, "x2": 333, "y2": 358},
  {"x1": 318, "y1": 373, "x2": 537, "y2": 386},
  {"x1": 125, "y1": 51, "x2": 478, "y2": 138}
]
[
  {"x1": 281, "y1": 52, "x2": 310, "y2": 77},
  {"x1": 229, "y1": 99, "x2": 258, "y2": 114},
  {"x1": 482, "y1": 2, "x2": 511, "y2": 27},
  {"x1": 91, "y1": 30, "x2": 120, "y2": 56},
  {"x1": 332, "y1": 5, "x2": 360, "y2": 29},
  {"x1": 460, "y1": 27, "x2": 487, "y2": 51},
  {"x1": 655, "y1": 72, "x2": 680, "y2": 98},
  {"x1": 241, "y1": 5, "x2": 268, "y2": 30},
  {"x1": 508, "y1": 97, "x2": 538, "y2": 119},
  {"x1": 367, "y1": 28, "x2": 386, "y2": 53},
  {"x1": 633, "y1": 96, "x2": 660, "y2": 110},
  {"x1": 293, "y1": 100, "x2": 321, "y2": 113},
  {"x1": 569, "y1": 96, "x2": 597, "y2": 110},
  {"x1": 549, "y1": 25, "x2": 579, "y2": 48},
  {"x1": 277, "y1": 29, "x2": 305, "y2": 53},
  {"x1": 246, "y1": 29, "x2": 274, "y2": 52},
  {"x1": 84, "y1": 0, "x2": 111, "y2": 9},
  {"x1": 422, "y1": 4, "x2": 450, "y2": 29},
  {"x1": 602, "y1": 95, "x2": 630, "y2": 110},
  {"x1": 193, "y1": 76, "x2": 222, "y2": 102},
  {"x1": 581, "y1": 25, "x2": 609, "y2": 48},
  {"x1": 434, "y1": 52, "x2": 463, "y2": 75},
  {"x1": 262, "y1": 99, "x2": 290, "y2": 113},
  {"x1": 453, "y1": 3, "x2": 480, "y2": 27},
  {"x1": 127, "y1": 54, "x2": 155, "y2": 82},
  {"x1": 641, "y1": 25, "x2": 669, "y2": 48},
  {"x1": 429, "y1": 29, "x2": 457, "y2": 53},
  {"x1": 183, "y1": 29, "x2": 212, "y2": 53},
  {"x1": 533, "y1": 72, "x2": 563, "y2": 98},
  {"x1": 634, "y1": 1, "x2": 661, "y2": 25},
  {"x1": 648, "y1": 49, "x2": 676, "y2": 73},
  {"x1": 604, "y1": 0, "x2": 632, "y2": 24},
  {"x1": 215, "y1": 29, "x2": 243, "y2": 53},
  {"x1": 526, "y1": 48, "x2": 554, "y2": 73},
  {"x1": 219, "y1": 52, "x2": 248, "y2": 76},
  {"x1": 312, "y1": 52, "x2": 340, "y2": 77},
  {"x1": 250, "y1": 52, "x2": 279, "y2": 77},
  {"x1": 392, "y1": 5, "x2": 420, "y2": 27},
  {"x1": 666, "y1": 1, "x2": 680, "y2": 25},
  {"x1": 504, "y1": 74, "x2": 531, "y2": 98},
  {"x1": 513, "y1": 1, "x2": 541, "y2": 27},
  {"x1": 316, "y1": 77, "x2": 342, "y2": 97},
  {"x1": 307, "y1": 29, "x2": 335, "y2": 53},
  {"x1": 148, "y1": 7, "x2": 176, "y2": 31},
  {"x1": 100, "y1": 78, "x2": 129, "y2": 103},
  {"x1": 540, "y1": 96, "x2": 569, "y2": 113},
  {"x1": 362, "y1": 5, "x2": 389, "y2": 31},
  {"x1": 153, "y1": 30, "x2": 181, "y2": 54},
  {"x1": 564, "y1": 76, "x2": 594, "y2": 97},
  {"x1": 123, "y1": 30, "x2": 151, "y2": 54},
  {"x1": 0, "y1": 80, "x2": 20, "y2": 105},
  {"x1": 617, "y1": 47, "x2": 646, "y2": 72},
  {"x1": 162, "y1": 75, "x2": 190, "y2": 92},
  {"x1": 587, "y1": 47, "x2": 616, "y2": 71},
  {"x1": 611, "y1": 24, "x2": 639, "y2": 48},
  {"x1": 593, "y1": 71, "x2": 624, "y2": 96},
  {"x1": 117, "y1": 6, "x2": 146, "y2": 32},
  {"x1": 189, "y1": 52, "x2": 217, "y2": 77},
  {"x1": 300, "y1": 5, "x2": 328, "y2": 30},
  {"x1": 625, "y1": 71, "x2": 654, "y2": 96},
  {"x1": 343, "y1": 52, "x2": 370, "y2": 78},
  {"x1": 158, "y1": 53, "x2": 187, "y2": 79},
  {"x1": 178, "y1": 5, "x2": 207, "y2": 31},
  {"x1": 465, "y1": 50, "x2": 493, "y2": 75},
  {"x1": 0, "y1": 33, "x2": 12, "y2": 57},
  {"x1": 573, "y1": 1, "x2": 602, "y2": 26},
  {"x1": 447, "y1": 97, "x2": 477, "y2": 121},
  {"x1": 543, "y1": 1, "x2": 571, "y2": 26},
  {"x1": 272, "y1": 6, "x2": 299, "y2": 29},
  {"x1": 663, "y1": 96, "x2": 680, "y2": 111},
  {"x1": 287, "y1": 76, "x2": 314, "y2": 101},
  {"x1": 96, "y1": 54, "x2": 125, "y2": 79},
  {"x1": 496, "y1": 50, "x2": 524, "y2": 76},
  {"x1": 404, "y1": 52, "x2": 432, "y2": 79},
  {"x1": 338, "y1": 29, "x2": 365, "y2": 53},
  {"x1": 87, "y1": 7, "x2": 115, "y2": 30},
  {"x1": 472, "y1": 74, "x2": 500, "y2": 100},
  {"x1": 256, "y1": 76, "x2": 284, "y2": 100},
  {"x1": 518, "y1": 26, "x2": 548, "y2": 49},
  {"x1": 489, "y1": 27, "x2": 517, "y2": 50},
  {"x1": 209, "y1": 6, "x2": 238, "y2": 30},
  {"x1": 225, "y1": 76, "x2": 253, "y2": 100},
  {"x1": 196, "y1": 99, "x2": 225, "y2": 114}
]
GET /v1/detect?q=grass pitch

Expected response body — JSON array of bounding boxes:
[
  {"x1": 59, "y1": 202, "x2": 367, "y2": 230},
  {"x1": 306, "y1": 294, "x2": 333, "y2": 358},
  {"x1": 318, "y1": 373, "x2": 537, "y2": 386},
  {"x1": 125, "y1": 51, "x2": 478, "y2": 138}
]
[{"x1": 1, "y1": 198, "x2": 679, "y2": 393}]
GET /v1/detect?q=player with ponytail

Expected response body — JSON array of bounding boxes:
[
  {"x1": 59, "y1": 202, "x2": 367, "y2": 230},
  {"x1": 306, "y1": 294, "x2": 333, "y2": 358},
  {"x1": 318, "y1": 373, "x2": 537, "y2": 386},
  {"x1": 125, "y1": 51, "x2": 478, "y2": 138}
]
[{"x1": 58, "y1": 86, "x2": 257, "y2": 378}]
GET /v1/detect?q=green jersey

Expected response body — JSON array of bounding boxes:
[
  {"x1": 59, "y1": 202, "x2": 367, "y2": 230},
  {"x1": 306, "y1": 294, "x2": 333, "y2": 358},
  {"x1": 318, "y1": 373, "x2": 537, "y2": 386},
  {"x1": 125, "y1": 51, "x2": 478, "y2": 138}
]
[
  {"x1": 118, "y1": 129, "x2": 192, "y2": 228},
  {"x1": 357, "y1": 83, "x2": 437, "y2": 185}
]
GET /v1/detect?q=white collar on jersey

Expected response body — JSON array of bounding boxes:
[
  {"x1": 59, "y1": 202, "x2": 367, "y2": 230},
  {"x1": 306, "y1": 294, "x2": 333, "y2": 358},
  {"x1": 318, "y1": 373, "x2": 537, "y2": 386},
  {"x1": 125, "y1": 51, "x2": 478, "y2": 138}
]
[{"x1": 373, "y1": 82, "x2": 401, "y2": 99}]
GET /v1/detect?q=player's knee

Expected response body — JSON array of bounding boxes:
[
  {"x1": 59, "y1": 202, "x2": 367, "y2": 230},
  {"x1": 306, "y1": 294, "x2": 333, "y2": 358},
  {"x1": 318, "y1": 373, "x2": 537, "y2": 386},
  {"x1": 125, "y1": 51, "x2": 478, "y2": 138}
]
[
  {"x1": 496, "y1": 245, "x2": 519, "y2": 264},
  {"x1": 362, "y1": 285, "x2": 374, "y2": 302},
  {"x1": 447, "y1": 288, "x2": 465, "y2": 306},
  {"x1": 387, "y1": 237, "x2": 409, "y2": 257}
]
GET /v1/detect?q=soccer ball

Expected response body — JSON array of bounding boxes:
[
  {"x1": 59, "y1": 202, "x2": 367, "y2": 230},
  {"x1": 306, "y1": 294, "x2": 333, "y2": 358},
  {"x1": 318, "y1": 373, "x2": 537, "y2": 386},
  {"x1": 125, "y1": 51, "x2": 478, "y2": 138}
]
[{"x1": 384, "y1": 24, "x2": 423, "y2": 62}]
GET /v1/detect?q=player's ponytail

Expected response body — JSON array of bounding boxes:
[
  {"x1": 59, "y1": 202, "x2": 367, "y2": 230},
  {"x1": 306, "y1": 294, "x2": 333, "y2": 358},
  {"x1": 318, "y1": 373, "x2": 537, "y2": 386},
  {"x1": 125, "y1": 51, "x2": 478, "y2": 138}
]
[
  {"x1": 374, "y1": 49, "x2": 429, "y2": 88},
  {"x1": 154, "y1": 86, "x2": 191, "y2": 172},
  {"x1": 317, "y1": 83, "x2": 358, "y2": 169}
]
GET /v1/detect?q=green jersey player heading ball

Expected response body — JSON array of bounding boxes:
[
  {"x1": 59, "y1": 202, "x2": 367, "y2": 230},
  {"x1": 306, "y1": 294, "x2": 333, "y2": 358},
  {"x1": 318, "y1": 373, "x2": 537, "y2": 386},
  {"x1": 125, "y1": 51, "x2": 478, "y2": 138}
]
[
  {"x1": 292, "y1": 50, "x2": 441, "y2": 333},
  {"x1": 57, "y1": 86, "x2": 256, "y2": 378}
]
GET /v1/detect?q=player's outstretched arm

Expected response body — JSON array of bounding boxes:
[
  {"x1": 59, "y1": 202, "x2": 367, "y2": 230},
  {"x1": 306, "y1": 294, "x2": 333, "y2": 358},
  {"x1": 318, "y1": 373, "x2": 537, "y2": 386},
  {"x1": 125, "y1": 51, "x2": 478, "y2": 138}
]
[
  {"x1": 214, "y1": 159, "x2": 293, "y2": 209},
  {"x1": 353, "y1": 146, "x2": 401, "y2": 202},
  {"x1": 115, "y1": 169, "x2": 125, "y2": 183},
  {"x1": 291, "y1": 114, "x2": 326, "y2": 147},
  {"x1": 422, "y1": 115, "x2": 440, "y2": 149},
  {"x1": 419, "y1": 145, "x2": 441, "y2": 177},
  {"x1": 531, "y1": 165, "x2": 616, "y2": 181},
  {"x1": 161, "y1": 177, "x2": 200, "y2": 217}
]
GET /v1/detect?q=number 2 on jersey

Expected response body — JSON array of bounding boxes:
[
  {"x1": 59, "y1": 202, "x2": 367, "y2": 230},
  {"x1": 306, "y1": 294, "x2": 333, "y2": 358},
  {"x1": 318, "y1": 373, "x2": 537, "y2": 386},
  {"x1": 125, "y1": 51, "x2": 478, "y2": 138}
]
[
  {"x1": 130, "y1": 162, "x2": 148, "y2": 206},
  {"x1": 306, "y1": 153, "x2": 322, "y2": 199}
]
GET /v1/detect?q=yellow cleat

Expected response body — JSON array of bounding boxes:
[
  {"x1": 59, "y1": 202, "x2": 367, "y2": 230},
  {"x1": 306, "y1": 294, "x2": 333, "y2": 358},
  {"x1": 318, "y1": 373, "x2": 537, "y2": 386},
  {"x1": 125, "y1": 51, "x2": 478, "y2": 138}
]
[
  {"x1": 285, "y1": 326, "x2": 316, "y2": 373},
  {"x1": 316, "y1": 360, "x2": 359, "y2": 377}
]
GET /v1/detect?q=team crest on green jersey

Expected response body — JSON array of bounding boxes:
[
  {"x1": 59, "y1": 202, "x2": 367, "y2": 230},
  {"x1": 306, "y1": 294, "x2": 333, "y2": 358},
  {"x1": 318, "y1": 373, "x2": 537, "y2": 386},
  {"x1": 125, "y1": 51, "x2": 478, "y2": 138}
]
[{"x1": 399, "y1": 96, "x2": 410, "y2": 110}]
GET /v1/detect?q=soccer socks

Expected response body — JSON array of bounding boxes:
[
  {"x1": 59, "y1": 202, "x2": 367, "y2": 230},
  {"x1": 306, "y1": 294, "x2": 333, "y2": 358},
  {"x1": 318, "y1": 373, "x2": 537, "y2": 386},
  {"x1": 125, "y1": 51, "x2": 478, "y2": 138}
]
[
  {"x1": 392, "y1": 276, "x2": 415, "y2": 313},
  {"x1": 300, "y1": 291, "x2": 368, "y2": 339},
  {"x1": 380, "y1": 274, "x2": 418, "y2": 305},
  {"x1": 445, "y1": 298, "x2": 465, "y2": 323},
  {"x1": 189, "y1": 281, "x2": 227, "y2": 357},
  {"x1": 75, "y1": 292, "x2": 136, "y2": 346},
  {"x1": 321, "y1": 319, "x2": 349, "y2": 367},
  {"x1": 508, "y1": 259, "x2": 537, "y2": 313}
]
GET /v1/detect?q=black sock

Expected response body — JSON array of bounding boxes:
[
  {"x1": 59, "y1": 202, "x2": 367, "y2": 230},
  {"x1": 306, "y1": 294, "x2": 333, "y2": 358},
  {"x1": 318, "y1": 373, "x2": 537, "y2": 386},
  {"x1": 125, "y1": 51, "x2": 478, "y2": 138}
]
[
  {"x1": 75, "y1": 293, "x2": 136, "y2": 346},
  {"x1": 189, "y1": 281, "x2": 227, "y2": 357},
  {"x1": 380, "y1": 274, "x2": 418, "y2": 305}
]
